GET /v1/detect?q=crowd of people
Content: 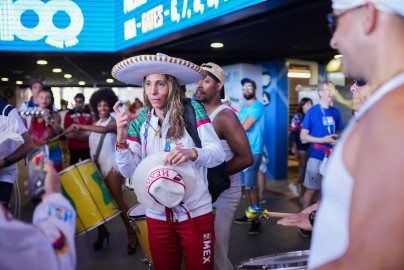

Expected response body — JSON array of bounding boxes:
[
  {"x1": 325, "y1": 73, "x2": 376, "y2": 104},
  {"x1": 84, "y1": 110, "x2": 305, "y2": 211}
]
[{"x1": 1, "y1": 0, "x2": 404, "y2": 269}]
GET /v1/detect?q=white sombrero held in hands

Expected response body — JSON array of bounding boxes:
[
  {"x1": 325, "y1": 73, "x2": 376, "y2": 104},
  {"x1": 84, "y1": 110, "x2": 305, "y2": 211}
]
[
  {"x1": 132, "y1": 152, "x2": 196, "y2": 211},
  {"x1": 112, "y1": 53, "x2": 207, "y2": 86}
]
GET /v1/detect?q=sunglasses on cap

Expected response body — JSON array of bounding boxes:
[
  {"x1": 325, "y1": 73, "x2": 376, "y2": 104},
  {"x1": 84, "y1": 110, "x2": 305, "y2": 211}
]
[{"x1": 354, "y1": 79, "x2": 367, "y2": 87}]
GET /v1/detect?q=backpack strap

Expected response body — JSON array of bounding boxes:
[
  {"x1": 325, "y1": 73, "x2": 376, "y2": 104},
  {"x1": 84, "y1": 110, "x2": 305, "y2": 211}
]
[{"x1": 183, "y1": 98, "x2": 201, "y2": 148}]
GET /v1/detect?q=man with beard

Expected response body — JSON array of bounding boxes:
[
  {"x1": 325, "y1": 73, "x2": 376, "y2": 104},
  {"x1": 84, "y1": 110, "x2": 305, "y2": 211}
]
[
  {"x1": 300, "y1": 81, "x2": 343, "y2": 215},
  {"x1": 308, "y1": 1, "x2": 404, "y2": 268},
  {"x1": 196, "y1": 63, "x2": 253, "y2": 269},
  {"x1": 233, "y1": 78, "x2": 265, "y2": 235}
]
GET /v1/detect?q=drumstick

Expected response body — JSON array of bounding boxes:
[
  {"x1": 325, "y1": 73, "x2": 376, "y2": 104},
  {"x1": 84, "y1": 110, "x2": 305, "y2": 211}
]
[
  {"x1": 48, "y1": 130, "x2": 68, "y2": 142},
  {"x1": 265, "y1": 211, "x2": 293, "y2": 218}
]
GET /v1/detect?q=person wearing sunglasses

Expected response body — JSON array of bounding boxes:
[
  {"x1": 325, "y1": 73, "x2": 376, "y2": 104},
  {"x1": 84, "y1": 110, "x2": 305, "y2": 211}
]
[
  {"x1": 350, "y1": 79, "x2": 368, "y2": 115},
  {"x1": 308, "y1": 1, "x2": 404, "y2": 269},
  {"x1": 64, "y1": 93, "x2": 92, "y2": 165},
  {"x1": 233, "y1": 78, "x2": 265, "y2": 235}
]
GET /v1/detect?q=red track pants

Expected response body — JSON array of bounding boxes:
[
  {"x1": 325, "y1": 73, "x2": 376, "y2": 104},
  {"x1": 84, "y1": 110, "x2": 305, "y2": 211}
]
[{"x1": 147, "y1": 212, "x2": 215, "y2": 270}]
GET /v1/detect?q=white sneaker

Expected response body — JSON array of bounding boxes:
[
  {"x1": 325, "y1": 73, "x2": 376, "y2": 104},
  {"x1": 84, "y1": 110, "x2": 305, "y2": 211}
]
[{"x1": 288, "y1": 183, "x2": 300, "y2": 196}]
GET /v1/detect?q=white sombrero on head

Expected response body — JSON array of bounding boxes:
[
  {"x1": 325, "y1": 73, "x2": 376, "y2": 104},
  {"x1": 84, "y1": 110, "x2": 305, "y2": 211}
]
[
  {"x1": 112, "y1": 53, "x2": 207, "y2": 86},
  {"x1": 132, "y1": 152, "x2": 196, "y2": 211}
]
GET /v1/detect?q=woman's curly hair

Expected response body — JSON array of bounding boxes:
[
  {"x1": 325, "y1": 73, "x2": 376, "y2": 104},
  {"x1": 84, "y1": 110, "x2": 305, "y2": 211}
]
[
  {"x1": 90, "y1": 87, "x2": 118, "y2": 119},
  {"x1": 143, "y1": 74, "x2": 186, "y2": 140}
]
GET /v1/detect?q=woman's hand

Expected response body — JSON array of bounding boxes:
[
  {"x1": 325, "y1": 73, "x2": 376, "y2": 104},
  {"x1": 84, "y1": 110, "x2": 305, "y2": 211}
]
[
  {"x1": 66, "y1": 124, "x2": 80, "y2": 133},
  {"x1": 113, "y1": 100, "x2": 132, "y2": 143},
  {"x1": 164, "y1": 148, "x2": 196, "y2": 166}
]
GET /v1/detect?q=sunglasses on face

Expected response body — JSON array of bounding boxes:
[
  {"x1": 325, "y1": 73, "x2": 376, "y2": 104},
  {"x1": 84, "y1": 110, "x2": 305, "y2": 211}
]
[
  {"x1": 327, "y1": 13, "x2": 337, "y2": 35},
  {"x1": 243, "y1": 86, "x2": 254, "y2": 91},
  {"x1": 354, "y1": 79, "x2": 367, "y2": 87},
  {"x1": 327, "y1": 5, "x2": 364, "y2": 35}
]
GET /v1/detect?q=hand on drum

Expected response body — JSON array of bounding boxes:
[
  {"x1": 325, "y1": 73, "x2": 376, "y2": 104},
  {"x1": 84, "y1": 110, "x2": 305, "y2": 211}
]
[{"x1": 164, "y1": 148, "x2": 195, "y2": 166}]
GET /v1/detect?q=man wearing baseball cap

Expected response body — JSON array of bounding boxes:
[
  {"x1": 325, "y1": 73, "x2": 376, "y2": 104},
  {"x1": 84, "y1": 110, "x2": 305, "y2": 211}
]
[
  {"x1": 308, "y1": 1, "x2": 404, "y2": 269},
  {"x1": 233, "y1": 77, "x2": 265, "y2": 235},
  {"x1": 197, "y1": 62, "x2": 253, "y2": 270}
]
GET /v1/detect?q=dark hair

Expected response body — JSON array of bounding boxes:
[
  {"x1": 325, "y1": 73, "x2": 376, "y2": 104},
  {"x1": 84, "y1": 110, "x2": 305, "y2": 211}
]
[
  {"x1": 74, "y1": 93, "x2": 85, "y2": 102},
  {"x1": 297, "y1": 97, "x2": 313, "y2": 116},
  {"x1": 38, "y1": 87, "x2": 55, "y2": 112},
  {"x1": 89, "y1": 87, "x2": 118, "y2": 119},
  {"x1": 30, "y1": 79, "x2": 43, "y2": 88}
]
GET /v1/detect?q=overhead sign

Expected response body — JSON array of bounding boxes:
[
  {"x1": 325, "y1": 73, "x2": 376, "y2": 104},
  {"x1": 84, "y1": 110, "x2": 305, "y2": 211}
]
[
  {"x1": 0, "y1": 0, "x2": 264, "y2": 52},
  {"x1": 116, "y1": 0, "x2": 264, "y2": 50}
]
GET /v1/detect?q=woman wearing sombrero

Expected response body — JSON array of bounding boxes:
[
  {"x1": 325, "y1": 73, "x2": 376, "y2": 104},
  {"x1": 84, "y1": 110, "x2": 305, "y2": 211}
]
[{"x1": 112, "y1": 53, "x2": 225, "y2": 270}]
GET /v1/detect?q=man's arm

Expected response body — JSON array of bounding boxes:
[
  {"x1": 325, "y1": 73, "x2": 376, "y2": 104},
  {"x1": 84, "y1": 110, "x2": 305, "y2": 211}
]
[
  {"x1": 300, "y1": 129, "x2": 337, "y2": 145},
  {"x1": 0, "y1": 131, "x2": 34, "y2": 168},
  {"x1": 316, "y1": 89, "x2": 404, "y2": 269},
  {"x1": 214, "y1": 109, "x2": 253, "y2": 175},
  {"x1": 241, "y1": 116, "x2": 257, "y2": 131}
]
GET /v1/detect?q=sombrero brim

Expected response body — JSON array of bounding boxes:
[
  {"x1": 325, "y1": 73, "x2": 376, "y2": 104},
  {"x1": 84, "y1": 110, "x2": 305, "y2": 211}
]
[
  {"x1": 132, "y1": 152, "x2": 196, "y2": 211},
  {"x1": 112, "y1": 54, "x2": 207, "y2": 86}
]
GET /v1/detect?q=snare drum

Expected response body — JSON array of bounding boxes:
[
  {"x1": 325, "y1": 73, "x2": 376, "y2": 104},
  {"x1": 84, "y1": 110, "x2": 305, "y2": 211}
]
[
  {"x1": 128, "y1": 203, "x2": 153, "y2": 264},
  {"x1": 237, "y1": 250, "x2": 309, "y2": 269}
]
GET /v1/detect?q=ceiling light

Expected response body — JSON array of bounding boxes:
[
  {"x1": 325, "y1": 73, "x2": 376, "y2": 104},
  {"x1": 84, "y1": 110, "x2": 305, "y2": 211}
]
[
  {"x1": 16, "y1": 80, "x2": 23, "y2": 85},
  {"x1": 106, "y1": 78, "x2": 114, "y2": 83},
  {"x1": 64, "y1": 74, "x2": 72, "y2": 79},
  {"x1": 334, "y1": 54, "x2": 343, "y2": 59},
  {"x1": 1, "y1": 77, "x2": 9, "y2": 81},
  {"x1": 78, "y1": 81, "x2": 86, "y2": 86},
  {"x1": 210, "y1": 42, "x2": 223, "y2": 48},
  {"x1": 52, "y1": 68, "x2": 62, "y2": 73},
  {"x1": 37, "y1": 60, "x2": 48, "y2": 65},
  {"x1": 287, "y1": 69, "x2": 311, "y2": 78}
]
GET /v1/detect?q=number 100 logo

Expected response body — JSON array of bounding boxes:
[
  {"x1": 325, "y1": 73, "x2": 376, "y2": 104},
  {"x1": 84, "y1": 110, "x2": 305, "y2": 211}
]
[{"x1": 0, "y1": 0, "x2": 84, "y2": 48}]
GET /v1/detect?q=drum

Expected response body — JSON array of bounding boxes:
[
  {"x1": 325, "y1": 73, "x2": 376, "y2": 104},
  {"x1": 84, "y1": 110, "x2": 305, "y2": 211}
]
[
  {"x1": 128, "y1": 203, "x2": 153, "y2": 265},
  {"x1": 59, "y1": 159, "x2": 121, "y2": 236},
  {"x1": 236, "y1": 250, "x2": 309, "y2": 269},
  {"x1": 75, "y1": 159, "x2": 121, "y2": 222}
]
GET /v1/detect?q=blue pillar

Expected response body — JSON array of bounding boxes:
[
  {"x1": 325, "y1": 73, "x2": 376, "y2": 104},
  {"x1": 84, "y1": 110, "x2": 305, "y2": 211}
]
[{"x1": 261, "y1": 60, "x2": 288, "y2": 180}]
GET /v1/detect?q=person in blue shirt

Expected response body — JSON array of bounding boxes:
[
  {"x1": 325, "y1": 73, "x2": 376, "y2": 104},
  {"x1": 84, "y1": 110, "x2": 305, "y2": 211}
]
[
  {"x1": 300, "y1": 81, "x2": 343, "y2": 211},
  {"x1": 233, "y1": 78, "x2": 265, "y2": 235}
]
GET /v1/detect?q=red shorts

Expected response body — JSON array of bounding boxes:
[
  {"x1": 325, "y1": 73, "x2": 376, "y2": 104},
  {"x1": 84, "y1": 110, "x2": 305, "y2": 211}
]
[{"x1": 147, "y1": 212, "x2": 215, "y2": 270}]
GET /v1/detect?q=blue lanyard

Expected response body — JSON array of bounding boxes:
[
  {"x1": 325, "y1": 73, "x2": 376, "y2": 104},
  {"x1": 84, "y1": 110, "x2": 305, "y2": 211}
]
[
  {"x1": 143, "y1": 110, "x2": 171, "y2": 158},
  {"x1": 320, "y1": 106, "x2": 333, "y2": 135}
]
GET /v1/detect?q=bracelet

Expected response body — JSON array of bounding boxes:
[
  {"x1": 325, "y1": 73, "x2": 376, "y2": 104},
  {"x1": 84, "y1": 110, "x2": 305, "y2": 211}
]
[
  {"x1": 192, "y1": 148, "x2": 199, "y2": 161},
  {"x1": 115, "y1": 142, "x2": 129, "y2": 152},
  {"x1": 308, "y1": 210, "x2": 317, "y2": 226}
]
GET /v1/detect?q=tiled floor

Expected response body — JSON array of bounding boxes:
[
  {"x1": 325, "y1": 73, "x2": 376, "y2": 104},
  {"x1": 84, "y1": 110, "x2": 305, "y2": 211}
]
[{"x1": 13, "y1": 157, "x2": 311, "y2": 269}]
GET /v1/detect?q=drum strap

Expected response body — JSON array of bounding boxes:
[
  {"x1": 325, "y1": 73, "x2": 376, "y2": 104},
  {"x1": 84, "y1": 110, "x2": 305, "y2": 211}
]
[
  {"x1": 93, "y1": 117, "x2": 115, "y2": 168},
  {"x1": 94, "y1": 133, "x2": 106, "y2": 169}
]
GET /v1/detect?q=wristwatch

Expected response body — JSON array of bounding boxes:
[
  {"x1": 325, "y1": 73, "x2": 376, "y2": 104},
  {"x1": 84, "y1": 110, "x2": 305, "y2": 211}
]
[
  {"x1": 308, "y1": 210, "x2": 317, "y2": 226},
  {"x1": 3, "y1": 157, "x2": 12, "y2": 167}
]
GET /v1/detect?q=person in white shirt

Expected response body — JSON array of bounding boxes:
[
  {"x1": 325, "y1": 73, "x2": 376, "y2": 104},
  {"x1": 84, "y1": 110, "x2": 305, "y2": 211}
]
[
  {"x1": 0, "y1": 160, "x2": 76, "y2": 270},
  {"x1": 113, "y1": 53, "x2": 225, "y2": 270}
]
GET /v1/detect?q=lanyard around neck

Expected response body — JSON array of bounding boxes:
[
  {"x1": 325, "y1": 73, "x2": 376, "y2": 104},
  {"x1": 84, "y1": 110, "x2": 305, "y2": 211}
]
[
  {"x1": 143, "y1": 109, "x2": 172, "y2": 158},
  {"x1": 320, "y1": 106, "x2": 332, "y2": 135}
]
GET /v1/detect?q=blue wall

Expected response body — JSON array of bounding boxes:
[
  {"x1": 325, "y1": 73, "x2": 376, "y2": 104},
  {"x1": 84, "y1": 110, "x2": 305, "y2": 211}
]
[{"x1": 261, "y1": 60, "x2": 289, "y2": 180}]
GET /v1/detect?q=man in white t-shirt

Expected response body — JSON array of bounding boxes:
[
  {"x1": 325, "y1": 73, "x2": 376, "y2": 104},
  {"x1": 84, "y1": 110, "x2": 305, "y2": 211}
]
[{"x1": 0, "y1": 95, "x2": 34, "y2": 208}]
